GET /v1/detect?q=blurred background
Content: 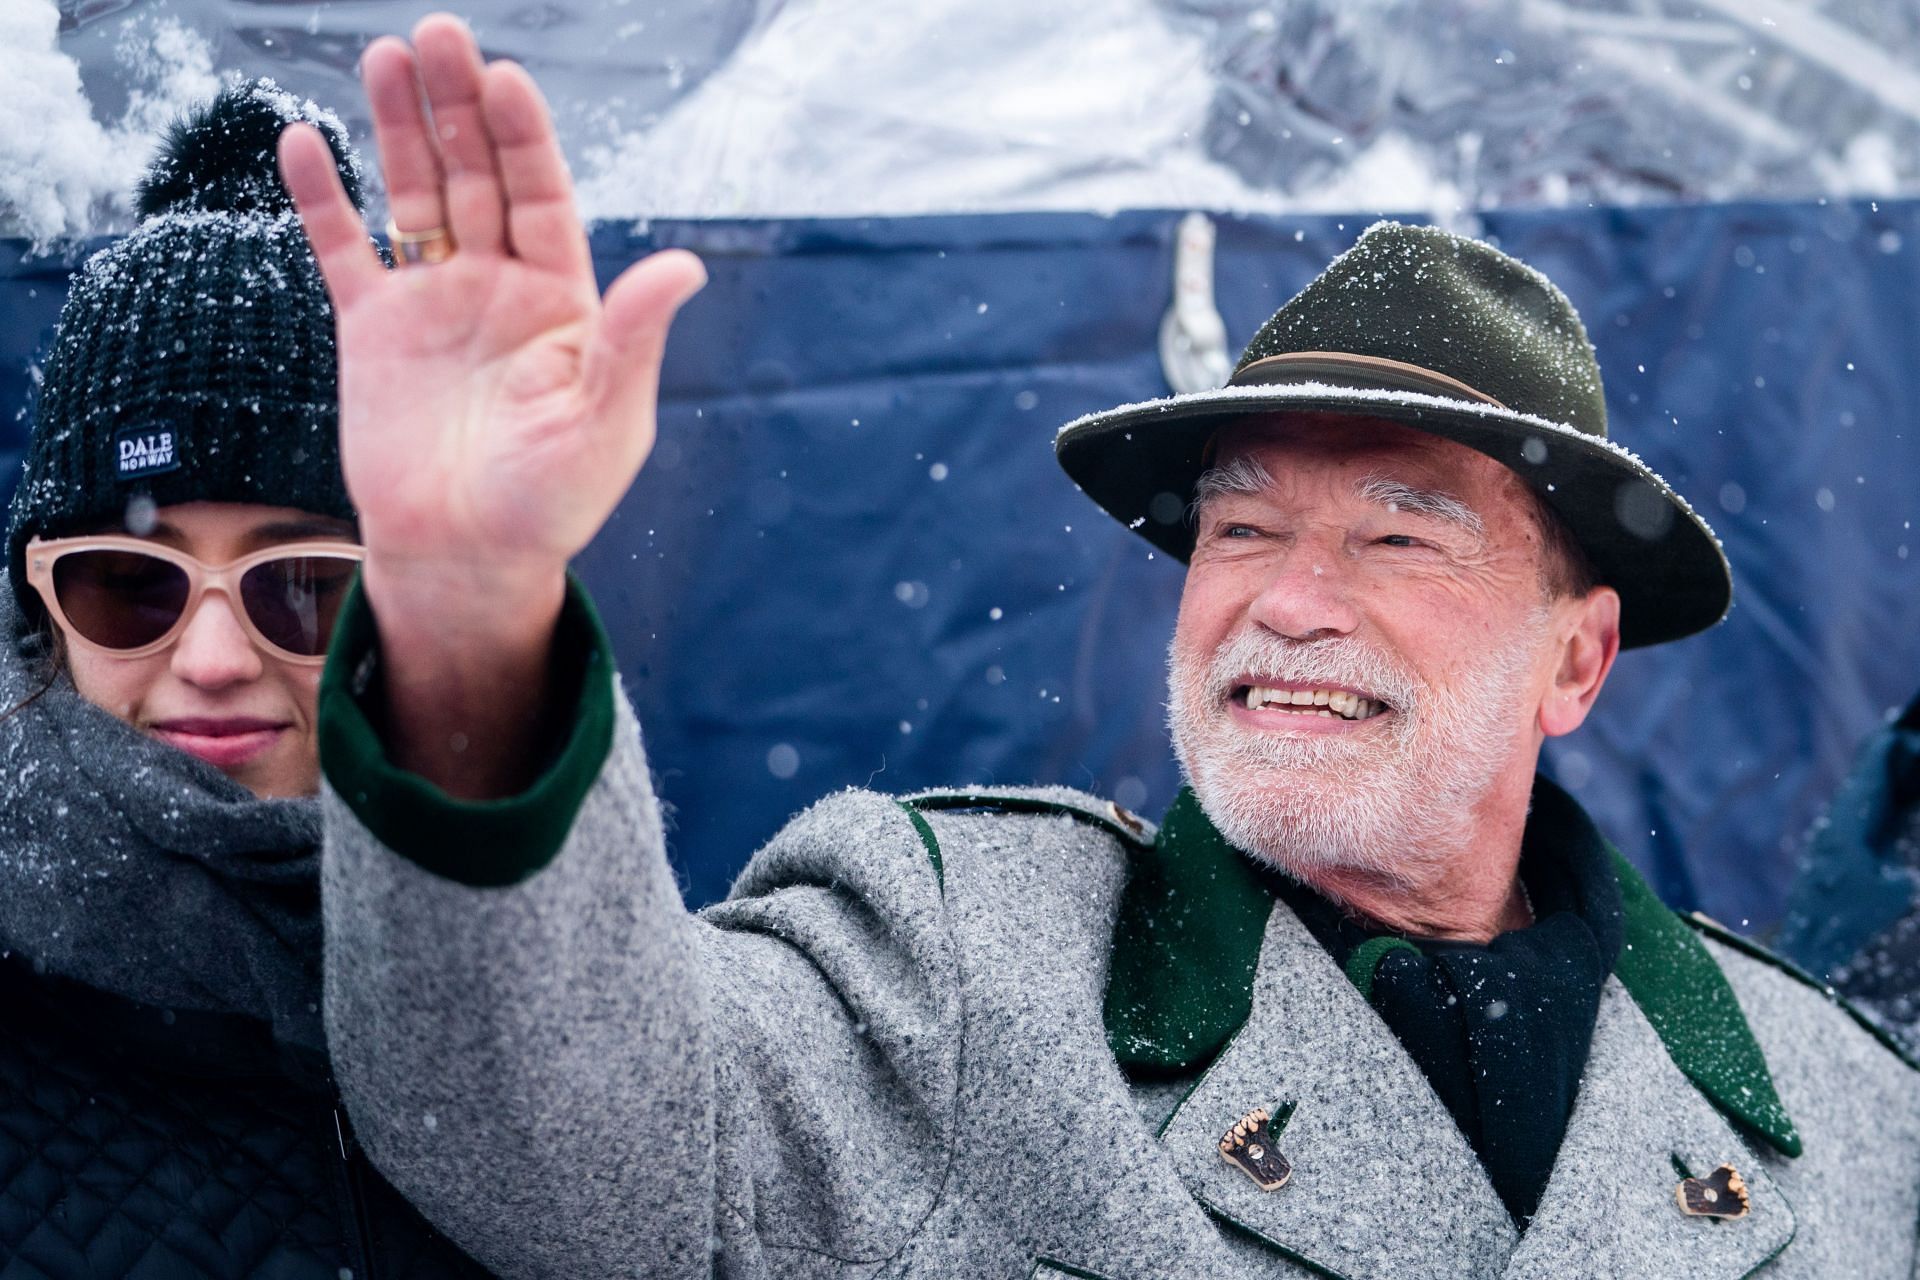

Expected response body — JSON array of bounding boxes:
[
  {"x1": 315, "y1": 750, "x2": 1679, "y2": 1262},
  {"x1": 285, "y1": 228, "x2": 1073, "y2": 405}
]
[
  {"x1": 4, "y1": 1, "x2": 1919, "y2": 979},
  {"x1": 12, "y1": 0, "x2": 1920, "y2": 235}
]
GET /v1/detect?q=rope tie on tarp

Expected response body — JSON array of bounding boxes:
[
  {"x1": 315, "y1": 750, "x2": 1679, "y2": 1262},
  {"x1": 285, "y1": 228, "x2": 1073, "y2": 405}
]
[{"x1": 1158, "y1": 212, "x2": 1232, "y2": 394}]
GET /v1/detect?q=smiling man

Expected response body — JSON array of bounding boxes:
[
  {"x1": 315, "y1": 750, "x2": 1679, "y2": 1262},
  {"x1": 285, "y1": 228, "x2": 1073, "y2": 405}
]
[
  {"x1": 287, "y1": 18, "x2": 1920, "y2": 1279},
  {"x1": 1166, "y1": 415, "x2": 1610, "y2": 938}
]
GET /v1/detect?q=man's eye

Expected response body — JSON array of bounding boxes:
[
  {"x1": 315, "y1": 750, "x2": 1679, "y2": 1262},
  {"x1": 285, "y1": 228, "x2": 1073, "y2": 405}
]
[
  {"x1": 1221, "y1": 524, "x2": 1260, "y2": 539},
  {"x1": 1378, "y1": 534, "x2": 1421, "y2": 548}
]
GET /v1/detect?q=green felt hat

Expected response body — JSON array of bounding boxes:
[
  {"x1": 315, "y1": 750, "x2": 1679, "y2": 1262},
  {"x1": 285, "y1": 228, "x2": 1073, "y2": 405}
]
[{"x1": 1054, "y1": 220, "x2": 1731, "y2": 649}]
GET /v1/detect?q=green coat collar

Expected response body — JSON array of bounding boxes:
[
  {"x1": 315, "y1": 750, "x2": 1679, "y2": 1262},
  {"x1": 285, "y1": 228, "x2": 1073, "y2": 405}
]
[{"x1": 1103, "y1": 781, "x2": 1802, "y2": 1158}]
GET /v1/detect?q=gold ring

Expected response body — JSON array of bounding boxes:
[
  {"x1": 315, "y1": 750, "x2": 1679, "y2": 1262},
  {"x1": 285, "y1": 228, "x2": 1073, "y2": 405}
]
[{"x1": 387, "y1": 220, "x2": 456, "y2": 265}]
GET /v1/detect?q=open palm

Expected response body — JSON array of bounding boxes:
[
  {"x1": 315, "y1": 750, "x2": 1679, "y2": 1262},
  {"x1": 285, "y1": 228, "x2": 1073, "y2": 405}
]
[{"x1": 278, "y1": 15, "x2": 705, "y2": 589}]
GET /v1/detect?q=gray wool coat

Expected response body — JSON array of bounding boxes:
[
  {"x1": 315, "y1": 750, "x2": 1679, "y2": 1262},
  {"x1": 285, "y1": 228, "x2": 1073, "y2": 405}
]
[{"x1": 318, "y1": 594, "x2": 1920, "y2": 1280}]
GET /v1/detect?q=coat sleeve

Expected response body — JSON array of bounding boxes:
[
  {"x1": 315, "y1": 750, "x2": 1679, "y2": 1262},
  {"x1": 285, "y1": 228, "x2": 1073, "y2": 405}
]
[{"x1": 318, "y1": 581, "x2": 960, "y2": 1280}]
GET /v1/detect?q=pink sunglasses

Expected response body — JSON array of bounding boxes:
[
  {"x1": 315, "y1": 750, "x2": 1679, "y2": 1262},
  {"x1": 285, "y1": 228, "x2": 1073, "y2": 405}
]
[{"x1": 25, "y1": 535, "x2": 364, "y2": 664}]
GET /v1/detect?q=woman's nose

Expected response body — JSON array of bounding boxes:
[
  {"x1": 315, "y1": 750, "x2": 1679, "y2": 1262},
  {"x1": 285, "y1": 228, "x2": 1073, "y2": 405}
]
[{"x1": 168, "y1": 592, "x2": 265, "y2": 689}]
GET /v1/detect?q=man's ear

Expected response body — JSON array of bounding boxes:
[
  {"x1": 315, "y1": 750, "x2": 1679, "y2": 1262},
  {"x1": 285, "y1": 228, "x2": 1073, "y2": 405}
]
[{"x1": 1540, "y1": 586, "x2": 1621, "y2": 738}]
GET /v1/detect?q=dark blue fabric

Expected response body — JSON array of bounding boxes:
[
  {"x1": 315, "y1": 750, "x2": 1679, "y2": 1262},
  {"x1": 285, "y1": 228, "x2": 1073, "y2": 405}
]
[{"x1": 6, "y1": 203, "x2": 1918, "y2": 925}]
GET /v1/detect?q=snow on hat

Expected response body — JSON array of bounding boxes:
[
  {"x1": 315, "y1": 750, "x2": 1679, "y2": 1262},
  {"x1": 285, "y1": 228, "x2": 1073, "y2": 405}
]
[
  {"x1": 7, "y1": 79, "x2": 364, "y2": 618},
  {"x1": 1054, "y1": 220, "x2": 1732, "y2": 650}
]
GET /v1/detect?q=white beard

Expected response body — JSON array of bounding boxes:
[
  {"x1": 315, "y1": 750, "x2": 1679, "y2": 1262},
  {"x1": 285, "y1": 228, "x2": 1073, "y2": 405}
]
[{"x1": 1166, "y1": 611, "x2": 1549, "y2": 889}]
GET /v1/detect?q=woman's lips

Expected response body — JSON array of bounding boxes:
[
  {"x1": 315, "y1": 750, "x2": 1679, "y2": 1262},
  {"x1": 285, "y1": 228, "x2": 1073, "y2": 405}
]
[{"x1": 150, "y1": 718, "x2": 288, "y2": 770}]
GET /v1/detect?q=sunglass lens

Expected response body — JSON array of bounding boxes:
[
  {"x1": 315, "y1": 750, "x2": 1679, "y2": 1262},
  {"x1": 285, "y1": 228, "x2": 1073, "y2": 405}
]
[
  {"x1": 239, "y1": 555, "x2": 357, "y2": 657},
  {"x1": 51, "y1": 550, "x2": 191, "y2": 650}
]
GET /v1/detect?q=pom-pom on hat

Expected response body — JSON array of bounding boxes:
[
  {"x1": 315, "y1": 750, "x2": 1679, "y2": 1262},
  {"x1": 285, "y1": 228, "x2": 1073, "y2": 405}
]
[{"x1": 7, "y1": 79, "x2": 365, "y2": 617}]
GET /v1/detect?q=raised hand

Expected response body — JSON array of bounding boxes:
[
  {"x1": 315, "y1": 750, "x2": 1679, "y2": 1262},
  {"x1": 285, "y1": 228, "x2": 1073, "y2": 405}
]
[{"x1": 277, "y1": 14, "x2": 704, "y2": 795}]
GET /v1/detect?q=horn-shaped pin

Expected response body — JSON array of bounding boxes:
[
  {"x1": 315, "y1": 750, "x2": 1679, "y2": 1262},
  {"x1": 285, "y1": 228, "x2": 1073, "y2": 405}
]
[
  {"x1": 1219, "y1": 1107, "x2": 1292, "y2": 1192},
  {"x1": 1675, "y1": 1164, "x2": 1750, "y2": 1219}
]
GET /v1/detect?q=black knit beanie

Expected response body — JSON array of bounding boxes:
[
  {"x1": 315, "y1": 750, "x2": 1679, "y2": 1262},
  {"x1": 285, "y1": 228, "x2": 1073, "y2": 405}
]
[{"x1": 6, "y1": 79, "x2": 366, "y2": 618}]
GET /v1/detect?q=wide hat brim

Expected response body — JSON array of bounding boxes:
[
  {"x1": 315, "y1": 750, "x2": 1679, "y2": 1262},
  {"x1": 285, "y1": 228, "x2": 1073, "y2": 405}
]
[{"x1": 1055, "y1": 376, "x2": 1731, "y2": 651}]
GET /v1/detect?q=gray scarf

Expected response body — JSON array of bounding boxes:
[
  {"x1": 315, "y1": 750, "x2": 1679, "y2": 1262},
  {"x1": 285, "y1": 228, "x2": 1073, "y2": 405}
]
[{"x1": 0, "y1": 590, "x2": 324, "y2": 1050}]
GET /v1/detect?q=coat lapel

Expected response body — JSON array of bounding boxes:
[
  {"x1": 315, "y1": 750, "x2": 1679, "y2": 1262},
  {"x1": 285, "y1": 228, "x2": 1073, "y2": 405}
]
[
  {"x1": 1156, "y1": 899, "x2": 1517, "y2": 1280},
  {"x1": 1113, "y1": 784, "x2": 1806, "y2": 1278},
  {"x1": 1503, "y1": 978, "x2": 1796, "y2": 1278}
]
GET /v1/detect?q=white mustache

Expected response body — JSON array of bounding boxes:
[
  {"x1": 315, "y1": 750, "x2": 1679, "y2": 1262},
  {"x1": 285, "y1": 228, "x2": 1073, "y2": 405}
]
[{"x1": 1202, "y1": 628, "x2": 1423, "y2": 716}]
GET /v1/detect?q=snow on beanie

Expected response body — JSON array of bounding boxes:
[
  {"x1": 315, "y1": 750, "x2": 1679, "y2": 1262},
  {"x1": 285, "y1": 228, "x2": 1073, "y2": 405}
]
[{"x1": 6, "y1": 79, "x2": 365, "y2": 617}]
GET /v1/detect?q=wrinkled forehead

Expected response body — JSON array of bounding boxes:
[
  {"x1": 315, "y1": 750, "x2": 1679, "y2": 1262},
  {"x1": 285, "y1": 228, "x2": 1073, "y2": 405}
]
[{"x1": 1206, "y1": 412, "x2": 1529, "y2": 515}]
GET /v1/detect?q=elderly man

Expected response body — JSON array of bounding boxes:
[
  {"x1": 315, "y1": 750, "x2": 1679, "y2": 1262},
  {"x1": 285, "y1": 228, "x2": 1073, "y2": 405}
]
[{"x1": 280, "y1": 15, "x2": 1919, "y2": 1279}]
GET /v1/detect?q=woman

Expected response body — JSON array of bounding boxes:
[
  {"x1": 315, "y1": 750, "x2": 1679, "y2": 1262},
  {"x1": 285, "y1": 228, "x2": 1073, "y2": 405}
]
[{"x1": 0, "y1": 82, "x2": 493, "y2": 1278}]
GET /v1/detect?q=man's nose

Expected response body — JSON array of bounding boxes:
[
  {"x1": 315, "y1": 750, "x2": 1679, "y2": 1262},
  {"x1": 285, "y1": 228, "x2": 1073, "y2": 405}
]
[
  {"x1": 1247, "y1": 547, "x2": 1361, "y2": 642},
  {"x1": 169, "y1": 592, "x2": 265, "y2": 689}
]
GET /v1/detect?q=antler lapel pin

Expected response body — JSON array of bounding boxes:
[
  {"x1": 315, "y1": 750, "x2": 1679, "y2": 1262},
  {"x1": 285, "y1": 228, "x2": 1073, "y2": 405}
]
[
  {"x1": 1675, "y1": 1164, "x2": 1750, "y2": 1219},
  {"x1": 1218, "y1": 1106, "x2": 1292, "y2": 1192}
]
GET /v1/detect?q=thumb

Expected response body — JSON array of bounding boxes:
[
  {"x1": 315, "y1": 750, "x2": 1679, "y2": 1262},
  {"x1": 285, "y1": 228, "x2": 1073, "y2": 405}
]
[{"x1": 584, "y1": 248, "x2": 708, "y2": 413}]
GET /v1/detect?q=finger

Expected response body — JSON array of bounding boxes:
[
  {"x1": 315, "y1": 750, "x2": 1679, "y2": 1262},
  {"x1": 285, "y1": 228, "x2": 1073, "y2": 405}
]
[
  {"x1": 362, "y1": 36, "x2": 448, "y2": 238},
  {"x1": 479, "y1": 60, "x2": 591, "y2": 279},
  {"x1": 411, "y1": 14, "x2": 506, "y2": 256},
  {"x1": 278, "y1": 124, "x2": 386, "y2": 312},
  {"x1": 582, "y1": 250, "x2": 708, "y2": 426}
]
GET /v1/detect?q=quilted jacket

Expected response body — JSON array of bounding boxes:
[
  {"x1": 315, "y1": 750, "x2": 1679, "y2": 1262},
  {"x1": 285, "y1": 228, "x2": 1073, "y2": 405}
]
[{"x1": 0, "y1": 938, "x2": 495, "y2": 1278}]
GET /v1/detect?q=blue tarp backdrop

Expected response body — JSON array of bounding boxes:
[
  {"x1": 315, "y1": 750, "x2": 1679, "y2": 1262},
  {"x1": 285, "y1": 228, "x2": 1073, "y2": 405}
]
[{"x1": 3, "y1": 203, "x2": 1916, "y2": 930}]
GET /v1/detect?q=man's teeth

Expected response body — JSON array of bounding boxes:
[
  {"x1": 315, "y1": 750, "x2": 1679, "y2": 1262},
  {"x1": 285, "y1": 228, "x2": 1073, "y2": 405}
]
[{"x1": 1241, "y1": 686, "x2": 1385, "y2": 720}]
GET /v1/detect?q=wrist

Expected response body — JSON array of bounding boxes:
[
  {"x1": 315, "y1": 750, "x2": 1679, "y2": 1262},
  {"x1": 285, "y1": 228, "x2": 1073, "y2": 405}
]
[
  {"x1": 360, "y1": 555, "x2": 568, "y2": 666},
  {"x1": 353, "y1": 559, "x2": 575, "y2": 801}
]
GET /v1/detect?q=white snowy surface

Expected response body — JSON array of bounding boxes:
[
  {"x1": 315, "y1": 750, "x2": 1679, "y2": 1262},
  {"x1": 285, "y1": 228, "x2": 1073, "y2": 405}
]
[
  {"x1": 6, "y1": 0, "x2": 1920, "y2": 238},
  {"x1": 0, "y1": 0, "x2": 219, "y2": 246},
  {"x1": 573, "y1": 0, "x2": 1294, "y2": 220},
  {"x1": 0, "y1": 0, "x2": 131, "y2": 245}
]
